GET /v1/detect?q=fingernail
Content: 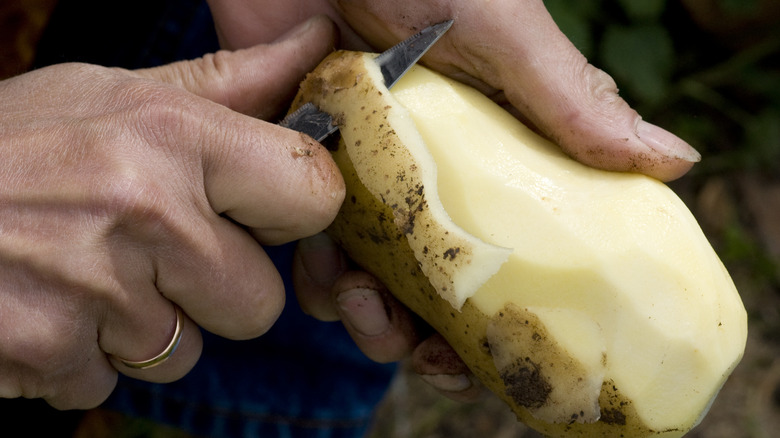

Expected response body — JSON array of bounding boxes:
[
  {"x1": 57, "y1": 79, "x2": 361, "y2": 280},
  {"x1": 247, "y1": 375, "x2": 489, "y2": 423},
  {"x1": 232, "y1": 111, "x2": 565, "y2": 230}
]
[
  {"x1": 420, "y1": 374, "x2": 473, "y2": 393},
  {"x1": 298, "y1": 233, "x2": 345, "y2": 287},
  {"x1": 337, "y1": 288, "x2": 390, "y2": 337},
  {"x1": 637, "y1": 120, "x2": 701, "y2": 163}
]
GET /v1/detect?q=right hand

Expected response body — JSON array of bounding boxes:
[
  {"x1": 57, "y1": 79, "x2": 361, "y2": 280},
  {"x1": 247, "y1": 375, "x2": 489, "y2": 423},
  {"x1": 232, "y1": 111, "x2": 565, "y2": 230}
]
[
  {"x1": 209, "y1": 0, "x2": 701, "y2": 182},
  {"x1": 0, "y1": 18, "x2": 342, "y2": 410}
]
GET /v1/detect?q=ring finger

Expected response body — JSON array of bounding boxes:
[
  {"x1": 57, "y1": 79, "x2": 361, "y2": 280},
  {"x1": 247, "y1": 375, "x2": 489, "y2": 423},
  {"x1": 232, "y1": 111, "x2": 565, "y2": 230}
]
[{"x1": 95, "y1": 270, "x2": 203, "y2": 384}]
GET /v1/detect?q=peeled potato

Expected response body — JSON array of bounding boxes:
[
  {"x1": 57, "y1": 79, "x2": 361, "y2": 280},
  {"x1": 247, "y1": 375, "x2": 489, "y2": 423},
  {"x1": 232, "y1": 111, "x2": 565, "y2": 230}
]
[{"x1": 289, "y1": 51, "x2": 747, "y2": 437}]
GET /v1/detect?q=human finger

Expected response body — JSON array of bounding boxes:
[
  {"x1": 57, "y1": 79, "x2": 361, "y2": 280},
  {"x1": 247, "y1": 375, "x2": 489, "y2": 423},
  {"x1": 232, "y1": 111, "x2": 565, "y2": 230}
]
[
  {"x1": 133, "y1": 17, "x2": 345, "y2": 245},
  {"x1": 135, "y1": 15, "x2": 338, "y2": 120},
  {"x1": 104, "y1": 305, "x2": 203, "y2": 384},
  {"x1": 332, "y1": 0, "x2": 699, "y2": 181},
  {"x1": 108, "y1": 20, "x2": 344, "y2": 338},
  {"x1": 412, "y1": 333, "x2": 484, "y2": 403},
  {"x1": 0, "y1": 308, "x2": 117, "y2": 410},
  {"x1": 205, "y1": 1, "x2": 372, "y2": 51},
  {"x1": 331, "y1": 271, "x2": 420, "y2": 363},
  {"x1": 153, "y1": 208, "x2": 288, "y2": 339},
  {"x1": 292, "y1": 233, "x2": 347, "y2": 321},
  {"x1": 304, "y1": 261, "x2": 482, "y2": 400}
]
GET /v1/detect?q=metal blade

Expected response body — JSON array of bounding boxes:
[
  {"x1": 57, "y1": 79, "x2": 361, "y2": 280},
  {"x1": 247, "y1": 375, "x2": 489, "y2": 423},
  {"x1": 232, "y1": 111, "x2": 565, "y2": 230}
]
[
  {"x1": 280, "y1": 19, "x2": 454, "y2": 142},
  {"x1": 375, "y1": 19, "x2": 453, "y2": 89},
  {"x1": 280, "y1": 102, "x2": 338, "y2": 142}
]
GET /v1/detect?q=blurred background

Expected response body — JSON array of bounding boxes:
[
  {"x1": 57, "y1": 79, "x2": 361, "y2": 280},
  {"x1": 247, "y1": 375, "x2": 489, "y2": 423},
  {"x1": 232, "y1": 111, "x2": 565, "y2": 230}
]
[{"x1": 2, "y1": 0, "x2": 779, "y2": 437}]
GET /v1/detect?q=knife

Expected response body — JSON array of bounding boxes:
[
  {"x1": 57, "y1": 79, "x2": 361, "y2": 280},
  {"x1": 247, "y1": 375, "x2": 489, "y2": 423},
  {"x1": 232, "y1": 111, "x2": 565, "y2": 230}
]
[{"x1": 280, "y1": 20, "x2": 454, "y2": 142}]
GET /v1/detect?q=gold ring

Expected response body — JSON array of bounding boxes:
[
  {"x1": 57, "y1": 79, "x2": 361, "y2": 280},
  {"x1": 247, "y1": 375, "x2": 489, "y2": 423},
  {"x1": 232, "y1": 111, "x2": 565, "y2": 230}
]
[{"x1": 118, "y1": 306, "x2": 183, "y2": 370}]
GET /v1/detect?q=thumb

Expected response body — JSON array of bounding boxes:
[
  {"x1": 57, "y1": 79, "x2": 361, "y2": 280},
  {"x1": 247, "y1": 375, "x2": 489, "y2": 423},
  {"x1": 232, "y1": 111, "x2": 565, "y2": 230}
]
[
  {"x1": 134, "y1": 15, "x2": 338, "y2": 120},
  {"x1": 128, "y1": 15, "x2": 344, "y2": 244},
  {"x1": 333, "y1": 1, "x2": 699, "y2": 182},
  {"x1": 473, "y1": 2, "x2": 700, "y2": 181}
]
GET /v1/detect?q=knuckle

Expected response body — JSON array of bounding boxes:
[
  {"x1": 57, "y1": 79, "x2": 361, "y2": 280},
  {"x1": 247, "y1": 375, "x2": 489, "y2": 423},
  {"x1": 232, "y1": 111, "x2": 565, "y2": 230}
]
[
  {"x1": 222, "y1": 281, "x2": 285, "y2": 340},
  {"x1": 102, "y1": 166, "x2": 165, "y2": 221},
  {"x1": 234, "y1": 284, "x2": 286, "y2": 339},
  {"x1": 87, "y1": 162, "x2": 173, "y2": 238},
  {"x1": 581, "y1": 63, "x2": 621, "y2": 107},
  {"x1": 554, "y1": 62, "x2": 637, "y2": 148},
  {"x1": 81, "y1": 87, "x2": 201, "y2": 242},
  {"x1": 192, "y1": 50, "x2": 234, "y2": 84},
  {"x1": 98, "y1": 74, "x2": 199, "y2": 151},
  {"x1": 132, "y1": 88, "x2": 194, "y2": 146}
]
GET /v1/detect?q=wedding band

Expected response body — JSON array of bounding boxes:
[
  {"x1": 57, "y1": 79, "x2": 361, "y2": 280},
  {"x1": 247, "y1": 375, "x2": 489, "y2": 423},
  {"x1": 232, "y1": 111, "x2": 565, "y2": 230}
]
[{"x1": 118, "y1": 306, "x2": 183, "y2": 370}]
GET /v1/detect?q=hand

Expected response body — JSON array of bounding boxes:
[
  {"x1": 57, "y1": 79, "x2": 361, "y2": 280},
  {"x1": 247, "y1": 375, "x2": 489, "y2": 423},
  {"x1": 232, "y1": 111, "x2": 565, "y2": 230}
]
[
  {"x1": 207, "y1": 0, "x2": 700, "y2": 182},
  {"x1": 0, "y1": 18, "x2": 342, "y2": 409},
  {"x1": 292, "y1": 233, "x2": 484, "y2": 402},
  {"x1": 204, "y1": 0, "x2": 701, "y2": 401}
]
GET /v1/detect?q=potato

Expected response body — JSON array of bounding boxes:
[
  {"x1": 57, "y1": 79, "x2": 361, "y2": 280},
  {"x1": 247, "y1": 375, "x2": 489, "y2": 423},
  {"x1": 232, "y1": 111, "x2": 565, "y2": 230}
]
[{"x1": 289, "y1": 51, "x2": 747, "y2": 437}]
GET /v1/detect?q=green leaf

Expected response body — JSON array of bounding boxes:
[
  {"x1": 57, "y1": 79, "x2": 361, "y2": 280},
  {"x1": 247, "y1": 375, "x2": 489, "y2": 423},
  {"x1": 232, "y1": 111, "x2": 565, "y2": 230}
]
[
  {"x1": 717, "y1": 0, "x2": 761, "y2": 15},
  {"x1": 600, "y1": 24, "x2": 675, "y2": 104},
  {"x1": 543, "y1": 0, "x2": 597, "y2": 57},
  {"x1": 743, "y1": 108, "x2": 780, "y2": 170},
  {"x1": 741, "y1": 67, "x2": 780, "y2": 106},
  {"x1": 616, "y1": 0, "x2": 667, "y2": 22}
]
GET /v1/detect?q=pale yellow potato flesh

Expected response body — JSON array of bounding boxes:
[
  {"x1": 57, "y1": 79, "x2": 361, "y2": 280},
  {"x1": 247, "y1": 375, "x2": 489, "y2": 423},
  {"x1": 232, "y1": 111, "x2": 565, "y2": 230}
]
[
  {"x1": 289, "y1": 51, "x2": 748, "y2": 437},
  {"x1": 392, "y1": 65, "x2": 747, "y2": 431}
]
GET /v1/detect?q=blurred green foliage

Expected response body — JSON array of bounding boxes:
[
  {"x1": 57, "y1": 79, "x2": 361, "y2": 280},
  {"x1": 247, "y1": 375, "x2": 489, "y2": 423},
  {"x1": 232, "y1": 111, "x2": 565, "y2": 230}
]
[{"x1": 543, "y1": 0, "x2": 780, "y2": 177}]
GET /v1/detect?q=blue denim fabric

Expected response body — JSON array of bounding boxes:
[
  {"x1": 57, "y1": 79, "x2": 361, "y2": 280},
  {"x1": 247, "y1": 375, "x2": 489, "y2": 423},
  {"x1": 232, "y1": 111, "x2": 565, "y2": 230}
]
[{"x1": 34, "y1": 1, "x2": 397, "y2": 436}]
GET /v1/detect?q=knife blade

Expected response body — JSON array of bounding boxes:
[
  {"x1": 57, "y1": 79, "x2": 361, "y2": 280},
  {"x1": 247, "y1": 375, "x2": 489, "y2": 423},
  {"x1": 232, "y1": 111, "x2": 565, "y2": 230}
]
[{"x1": 280, "y1": 20, "x2": 454, "y2": 142}]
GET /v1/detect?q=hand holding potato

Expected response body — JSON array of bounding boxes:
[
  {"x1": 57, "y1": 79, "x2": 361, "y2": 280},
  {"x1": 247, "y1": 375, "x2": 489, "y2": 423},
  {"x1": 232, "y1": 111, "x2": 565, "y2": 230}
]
[
  {"x1": 205, "y1": 0, "x2": 703, "y2": 403},
  {"x1": 207, "y1": 0, "x2": 701, "y2": 181}
]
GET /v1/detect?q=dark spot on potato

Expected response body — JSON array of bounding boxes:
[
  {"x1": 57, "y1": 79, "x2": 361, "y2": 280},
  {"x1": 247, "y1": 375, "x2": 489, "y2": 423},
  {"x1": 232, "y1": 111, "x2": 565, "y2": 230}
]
[
  {"x1": 500, "y1": 357, "x2": 552, "y2": 409},
  {"x1": 443, "y1": 247, "x2": 461, "y2": 260},
  {"x1": 480, "y1": 338, "x2": 491, "y2": 355},
  {"x1": 601, "y1": 408, "x2": 627, "y2": 426},
  {"x1": 369, "y1": 232, "x2": 389, "y2": 244}
]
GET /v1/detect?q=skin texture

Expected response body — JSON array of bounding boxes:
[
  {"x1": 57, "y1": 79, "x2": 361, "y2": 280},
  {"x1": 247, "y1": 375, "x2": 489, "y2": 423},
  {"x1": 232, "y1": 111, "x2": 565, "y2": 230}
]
[{"x1": 0, "y1": 18, "x2": 343, "y2": 409}]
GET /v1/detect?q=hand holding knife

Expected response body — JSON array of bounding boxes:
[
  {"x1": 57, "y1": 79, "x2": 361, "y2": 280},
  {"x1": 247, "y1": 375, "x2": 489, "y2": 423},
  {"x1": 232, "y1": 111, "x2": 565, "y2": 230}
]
[{"x1": 281, "y1": 20, "x2": 454, "y2": 142}]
